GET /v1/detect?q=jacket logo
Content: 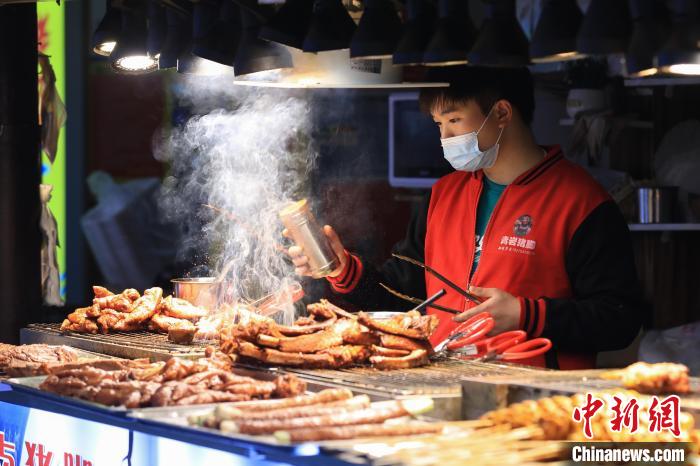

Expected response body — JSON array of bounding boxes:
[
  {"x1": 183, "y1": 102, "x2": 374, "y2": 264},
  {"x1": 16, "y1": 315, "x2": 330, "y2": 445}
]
[{"x1": 514, "y1": 214, "x2": 533, "y2": 236}]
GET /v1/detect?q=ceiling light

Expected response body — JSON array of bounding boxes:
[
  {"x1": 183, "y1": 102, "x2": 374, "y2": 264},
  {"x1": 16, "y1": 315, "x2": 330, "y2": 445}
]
[
  {"x1": 576, "y1": 0, "x2": 631, "y2": 55},
  {"x1": 657, "y1": 0, "x2": 700, "y2": 76},
  {"x1": 111, "y1": 7, "x2": 158, "y2": 73},
  {"x1": 424, "y1": 0, "x2": 476, "y2": 66},
  {"x1": 192, "y1": 0, "x2": 241, "y2": 65},
  {"x1": 259, "y1": 0, "x2": 314, "y2": 50},
  {"x1": 234, "y1": 8, "x2": 293, "y2": 76},
  {"x1": 92, "y1": 0, "x2": 121, "y2": 56},
  {"x1": 159, "y1": 8, "x2": 191, "y2": 69},
  {"x1": 467, "y1": 0, "x2": 529, "y2": 66},
  {"x1": 392, "y1": 0, "x2": 436, "y2": 65},
  {"x1": 626, "y1": 0, "x2": 669, "y2": 78},
  {"x1": 350, "y1": 0, "x2": 402, "y2": 60},
  {"x1": 302, "y1": 0, "x2": 356, "y2": 52},
  {"x1": 530, "y1": 0, "x2": 585, "y2": 63}
]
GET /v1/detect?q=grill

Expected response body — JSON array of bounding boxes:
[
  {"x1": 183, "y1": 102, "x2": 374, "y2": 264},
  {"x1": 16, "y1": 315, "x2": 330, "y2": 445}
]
[
  {"x1": 18, "y1": 324, "x2": 700, "y2": 421},
  {"x1": 20, "y1": 323, "x2": 209, "y2": 360},
  {"x1": 288, "y1": 358, "x2": 543, "y2": 396}
]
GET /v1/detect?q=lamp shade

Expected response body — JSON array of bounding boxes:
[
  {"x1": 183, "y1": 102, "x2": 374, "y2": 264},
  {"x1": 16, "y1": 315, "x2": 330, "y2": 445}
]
[
  {"x1": 92, "y1": 0, "x2": 121, "y2": 56},
  {"x1": 392, "y1": 0, "x2": 436, "y2": 65},
  {"x1": 192, "y1": 0, "x2": 241, "y2": 65},
  {"x1": 259, "y1": 0, "x2": 314, "y2": 50},
  {"x1": 656, "y1": 0, "x2": 700, "y2": 75},
  {"x1": 626, "y1": 0, "x2": 669, "y2": 77},
  {"x1": 302, "y1": 0, "x2": 356, "y2": 52},
  {"x1": 467, "y1": 0, "x2": 529, "y2": 66},
  {"x1": 350, "y1": 0, "x2": 403, "y2": 59},
  {"x1": 235, "y1": 8, "x2": 293, "y2": 76},
  {"x1": 424, "y1": 0, "x2": 476, "y2": 66},
  {"x1": 111, "y1": 9, "x2": 158, "y2": 73},
  {"x1": 576, "y1": 0, "x2": 631, "y2": 55},
  {"x1": 530, "y1": 0, "x2": 584, "y2": 63},
  {"x1": 159, "y1": 8, "x2": 191, "y2": 69}
]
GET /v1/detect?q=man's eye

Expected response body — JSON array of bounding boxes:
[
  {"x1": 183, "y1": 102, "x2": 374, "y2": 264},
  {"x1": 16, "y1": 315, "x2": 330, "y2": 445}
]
[
  {"x1": 449, "y1": 118, "x2": 461, "y2": 124},
  {"x1": 434, "y1": 122, "x2": 441, "y2": 127}
]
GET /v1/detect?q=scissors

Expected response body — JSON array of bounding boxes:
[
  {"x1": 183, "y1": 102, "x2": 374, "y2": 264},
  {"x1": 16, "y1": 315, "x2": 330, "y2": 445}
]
[{"x1": 433, "y1": 312, "x2": 552, "y2": 362}]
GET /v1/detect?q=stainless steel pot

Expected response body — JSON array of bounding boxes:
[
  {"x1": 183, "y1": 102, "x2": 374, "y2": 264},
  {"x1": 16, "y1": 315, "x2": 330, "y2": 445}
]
[
  {"x1": 637, "y1": 187, "x2": 677, "y2": 223},
  {"x1": 171, "y1": 277, "x2": 220, "y2": 310}
]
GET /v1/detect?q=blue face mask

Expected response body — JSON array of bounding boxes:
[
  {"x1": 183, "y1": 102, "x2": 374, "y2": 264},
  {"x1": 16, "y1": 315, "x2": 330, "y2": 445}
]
[{"x1": 440, "y1": 106, "x2": 504, "y2": 172}]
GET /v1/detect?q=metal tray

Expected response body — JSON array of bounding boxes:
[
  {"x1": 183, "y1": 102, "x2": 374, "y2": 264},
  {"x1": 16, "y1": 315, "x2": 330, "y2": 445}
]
[
  {"x1": 0, "y1": 347, "x2": 118, "y2": 381},
  {"x1": 128, "y1": 400, "x2": 434, "y2": 448},
  {"x1": 4, "y1": 363, "x2": 402, "y2": 419},
  {"x1": 5, "y1": 375, "x2": 129, "y2": 414}
]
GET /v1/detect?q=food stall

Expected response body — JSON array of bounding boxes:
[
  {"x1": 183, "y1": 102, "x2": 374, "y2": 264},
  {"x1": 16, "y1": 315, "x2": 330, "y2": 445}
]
[{"x1": 1, "y1": 0, "x2": 700, "y2": 465}]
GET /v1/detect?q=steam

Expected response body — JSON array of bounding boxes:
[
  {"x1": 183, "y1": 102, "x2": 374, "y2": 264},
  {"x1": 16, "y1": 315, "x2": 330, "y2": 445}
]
[{"x1": 156, "y1": 75, "x2": 316, "y2": 323}]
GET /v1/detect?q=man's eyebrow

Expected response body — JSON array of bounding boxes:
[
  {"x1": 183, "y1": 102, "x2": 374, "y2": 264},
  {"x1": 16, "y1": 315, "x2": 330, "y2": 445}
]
[{"x1": 440, "y1": 106, "x2": 458, "y2": 115}]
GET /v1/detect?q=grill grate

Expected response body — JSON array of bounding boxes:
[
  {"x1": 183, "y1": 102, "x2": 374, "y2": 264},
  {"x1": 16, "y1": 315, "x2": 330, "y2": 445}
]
[
  {"x1": 287, "y1": 358, "x2": 544, "y2": 396},
  {"x1": 22, "y1": 323, "x2": 209, "y2": 360}
]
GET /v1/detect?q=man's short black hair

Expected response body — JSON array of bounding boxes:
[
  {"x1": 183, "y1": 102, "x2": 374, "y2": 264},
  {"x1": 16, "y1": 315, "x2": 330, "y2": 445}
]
[{"x1": 419, "y1": 66, "x2": 535, "y2": 125}]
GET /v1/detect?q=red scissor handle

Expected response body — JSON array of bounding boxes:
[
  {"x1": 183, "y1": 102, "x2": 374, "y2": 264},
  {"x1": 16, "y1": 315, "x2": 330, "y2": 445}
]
[
  {"x1": 448, "y1": 312, "x2": 491, "y2": 337},
  {"x1": 446, "y1": 314, "x2": 494, "y2": 351},
  {"x1": 485, "y1": 330, "x2": 527, "y2": 354},
  {"x1": 499, "y1": 337, "x2": 552, "y2": 361}
]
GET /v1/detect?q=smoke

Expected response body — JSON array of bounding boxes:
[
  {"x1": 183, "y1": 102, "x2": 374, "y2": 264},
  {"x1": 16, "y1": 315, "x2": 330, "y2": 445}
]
[{"x1": 155, "y1": 75, "x2": 316, "y2": 323}]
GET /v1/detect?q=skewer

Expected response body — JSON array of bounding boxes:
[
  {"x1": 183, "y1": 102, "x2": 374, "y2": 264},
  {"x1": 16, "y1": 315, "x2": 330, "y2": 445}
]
[
  {"x1": 379, "y1": 283, "x2": 461, "y2": 314},
  {"x1": 411, "y1": 289, "x2": 446, "y2": 313}
]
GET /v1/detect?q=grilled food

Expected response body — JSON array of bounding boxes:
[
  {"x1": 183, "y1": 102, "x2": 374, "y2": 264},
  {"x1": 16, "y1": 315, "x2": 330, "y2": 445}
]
[
  {"x1": 601, "y1": 362, "x2": 691, "y2": 394},
  {"x1": 370, "y1": 349, "x2": 430, "y2": 370},
  {"x1": 38, "y1": 349, "x2": 307, "y2": 408},
  {"x1": 221, "y1": 399, "x2": 429, "y2": 435},
  {"x1": 159, "y1": 296, "x2": 208, "y2": 321},
  {"x1": 358, "y1": 311, "x2": 438, "y2": 340},
  {"x1": 277, "y1": 422, "x2": 442, "y2": 443},
  {"x1": 220, "y1": 301, "x2": 436, "y2": 370},
  {"x1": 0, "y1": 344, "x2": 82, "y2": 377},
  {"x1": 189, "y1": 393, "x2": 436, "y2": 444},
  {"x1": 61, "y1": 286, "x2": 210, "y2": 340}
]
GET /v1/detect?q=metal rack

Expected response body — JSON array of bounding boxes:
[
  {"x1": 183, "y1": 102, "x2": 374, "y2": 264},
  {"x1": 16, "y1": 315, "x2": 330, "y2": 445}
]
[{"x1": 21, "y1": 323, "x2": 209, "y2": 360}]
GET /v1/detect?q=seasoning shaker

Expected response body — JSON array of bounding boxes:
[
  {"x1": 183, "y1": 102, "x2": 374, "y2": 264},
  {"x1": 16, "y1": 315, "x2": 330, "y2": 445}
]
[{"x1": 279, "y1": 199, "x2": 340, "y2": 278}]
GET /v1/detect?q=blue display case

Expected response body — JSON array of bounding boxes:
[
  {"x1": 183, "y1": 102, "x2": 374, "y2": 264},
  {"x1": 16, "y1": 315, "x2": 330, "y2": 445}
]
[{"x1": 0, "y1": 383, "x2": 364, "y2": 466}]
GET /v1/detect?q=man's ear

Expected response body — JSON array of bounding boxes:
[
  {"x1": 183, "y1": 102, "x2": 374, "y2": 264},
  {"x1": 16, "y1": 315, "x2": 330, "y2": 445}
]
[{"x1": 494, "y1": 99, "x2": 513, "y2": 127}]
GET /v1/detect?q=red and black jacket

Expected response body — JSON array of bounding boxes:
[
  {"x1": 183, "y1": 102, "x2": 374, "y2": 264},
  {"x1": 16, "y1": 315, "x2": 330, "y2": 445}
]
[{"x1": 328, "y1": 146, "x2": 645, "y2": 370}]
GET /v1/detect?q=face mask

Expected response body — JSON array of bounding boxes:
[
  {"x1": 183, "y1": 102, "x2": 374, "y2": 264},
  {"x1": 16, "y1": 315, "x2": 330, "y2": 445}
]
[{"x1": 440, "y1": 106, "x2": 504, "y2": 172}]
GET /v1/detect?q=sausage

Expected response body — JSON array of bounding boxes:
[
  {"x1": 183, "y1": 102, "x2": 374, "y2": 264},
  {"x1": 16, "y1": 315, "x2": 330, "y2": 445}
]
[
  {"x1": 276, "y1": 422, "x2": 442, "y2": 443},
  {"x1": 218, "y1": 388, "x2": 353, "y2": 413},
  {"x1": 222, "y1": 399, "x2": 433, "y2": 435},
  {"x1": 215, "y1": 395, "x2": 370, "y2": 422}
]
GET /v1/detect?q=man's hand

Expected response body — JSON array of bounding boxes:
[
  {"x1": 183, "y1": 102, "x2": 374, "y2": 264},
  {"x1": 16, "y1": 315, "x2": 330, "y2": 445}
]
[
  {"x1": 284, "y1": 225, "x2": 348, "y2": 278},
  {"x1": 453, "y1": 286, "x2": 521, "y2": 335}
]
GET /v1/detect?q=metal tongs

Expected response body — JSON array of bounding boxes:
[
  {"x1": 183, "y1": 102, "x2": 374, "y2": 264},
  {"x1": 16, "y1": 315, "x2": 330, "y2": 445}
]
[
  {"x1": 392, "y1": 254, "x2": 483, "y2": 306},
  {"x1": 379, "y1": 254, "x2": 483, "y2": 314}
]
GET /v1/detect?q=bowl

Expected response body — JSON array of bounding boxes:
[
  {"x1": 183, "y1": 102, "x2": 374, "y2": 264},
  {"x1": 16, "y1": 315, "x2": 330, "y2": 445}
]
[{"x1": 171, "y1": 277, "x2": 221, "y2": 310}]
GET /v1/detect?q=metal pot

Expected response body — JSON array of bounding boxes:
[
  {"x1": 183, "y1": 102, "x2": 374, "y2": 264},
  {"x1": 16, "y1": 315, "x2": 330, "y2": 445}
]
[
  {"x1": 637, "y1": 187, "x2": 677, "y2": 223},
  {"x1": 171, "y1": 277, "x2": 220, "y2": 310}
]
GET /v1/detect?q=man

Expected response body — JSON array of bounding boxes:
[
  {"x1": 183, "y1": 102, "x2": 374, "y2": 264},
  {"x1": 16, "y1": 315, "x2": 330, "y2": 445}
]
[{"x1": 287, "y1": 66, "x2": 644, "y2": 370}]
